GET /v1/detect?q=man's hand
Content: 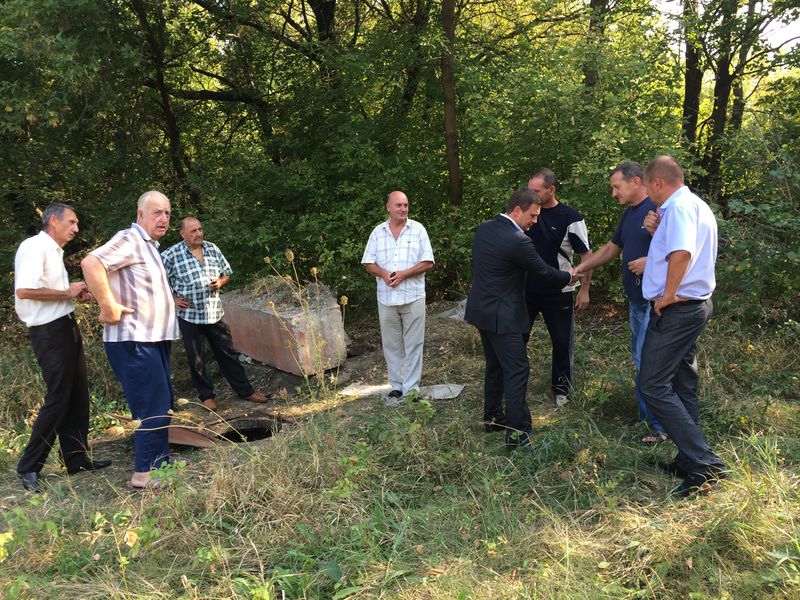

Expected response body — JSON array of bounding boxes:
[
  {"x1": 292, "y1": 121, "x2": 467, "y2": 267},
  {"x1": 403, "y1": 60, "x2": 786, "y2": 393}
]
[
  {"x1": 98, "y1": 302, "x2": 134, "y2": 325},
  {"x1": 388, "y1": 270, "x2": 407, "y2": 287},
  {"x1": 627, "y1": 257, "x2": 647, "y2": 277},
  {"x1": 68, "y1": 282, "x2": 88, "y2": 298},
  {"x1": 568, "y1": 267, "x2": 580, "y2": 286},
  {"x1": 575, "y1": 287, "x2": 590, "y2": 311},
  {"x1": 175, "y1": 296, "x2": 191, "y2": 310},
  {"x1": 77, "y1": 290, "x2": 94, "y2": 303},
  {"x1": 643, "y1": 211, "x2": 660, "y2": 235},
  {"x1": 653, "y1": 293, "x2": 686, "y2": 316}
]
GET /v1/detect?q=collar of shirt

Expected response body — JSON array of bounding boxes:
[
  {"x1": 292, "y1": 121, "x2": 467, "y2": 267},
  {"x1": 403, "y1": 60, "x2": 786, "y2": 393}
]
[
  {"x1": 36, "y1": 230, "x2": 64, "y2": 256},
  {"x1": 131, "y1": 222, "x2": 160, "y2": 248},
  {"x1": 657, "y1": 186, "x2": 688, "y2": 216},
  {"x1": 499, "y1": 213, "x2": 523, "y2": 232}
]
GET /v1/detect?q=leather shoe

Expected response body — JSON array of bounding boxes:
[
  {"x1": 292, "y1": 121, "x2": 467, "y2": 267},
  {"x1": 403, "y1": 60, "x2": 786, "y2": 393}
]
[
  {"x1": 674, "y1": 469, "x2": 728, "y2": 498},
  {"x1": 66, "y1": 459, "x2": 112, "y2": 475},
  {"x1": 18, "y1": 472, "x2": 40, "y2": 492},
  {"x1": 387, "y1": 389, "x2": 402, "y2": 399},
  {"x1": 243, "y1": 392, "x2": 271, "y2": 404},
  {"x1": 657, "y1": 461, "x2": 688, "y2": 478},
  {"x1": 506, "y1": 431, "x2": 533, "y2": 452},
  {"x1": 484, "y1": 417, "x2": 507, "y2": 432}
]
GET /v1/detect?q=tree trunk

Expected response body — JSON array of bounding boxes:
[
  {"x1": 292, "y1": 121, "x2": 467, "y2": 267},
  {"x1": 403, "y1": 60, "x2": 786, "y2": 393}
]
[
  {"x1": 131, "y1": 0, "x2": 200, "y2": 211},
  {"x1": 681, "y1": 0, "x2": 703, "y2": 155},
  {"x1": 582, "y1": 0, "x2": 608, "y2": 89},
  {"x1": 440, "y1": 0, "x2": 463, "y2": 206}
]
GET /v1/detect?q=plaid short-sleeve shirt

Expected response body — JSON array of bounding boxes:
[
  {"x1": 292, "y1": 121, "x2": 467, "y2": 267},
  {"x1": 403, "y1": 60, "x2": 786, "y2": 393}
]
[{"x1": 161, "y1": 240, "x2": 233, "y2": 324}]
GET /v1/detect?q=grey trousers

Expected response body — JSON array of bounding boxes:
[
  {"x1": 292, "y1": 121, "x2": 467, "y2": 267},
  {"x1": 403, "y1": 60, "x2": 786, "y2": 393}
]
[
  {"x1": 638, "y1": 299, "x2": 727, "y2": 476},
  {"x1": 378, "y1": 298, "x2": 426, "y2": 395}
]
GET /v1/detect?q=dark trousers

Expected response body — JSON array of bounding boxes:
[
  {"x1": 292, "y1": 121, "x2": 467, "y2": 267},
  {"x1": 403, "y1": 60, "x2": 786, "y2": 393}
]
[
  {"x1": 105, "y1": 341, "x2": 172, "y2": 473},
  {"x1": 178, "y1": 318, "x2": 253, "y2": 401},
  {"x1": 479, "y1": 330, "x2": 532, "y2": 434},
  {"x1": 525, "y1": 291, "x2": 574, "y2": 397},
  {"x1": 638, "y1": 299, "x2": 727, "y2": 476},
  {"x1": 17, "y1": 314, "x2": 90, "y2": 474}
]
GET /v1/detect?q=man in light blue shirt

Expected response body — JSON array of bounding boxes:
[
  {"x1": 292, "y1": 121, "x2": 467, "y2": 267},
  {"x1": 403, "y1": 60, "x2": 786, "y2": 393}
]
[{"x1": 638, "y1": 156, "x2": 727, "y2": 498}]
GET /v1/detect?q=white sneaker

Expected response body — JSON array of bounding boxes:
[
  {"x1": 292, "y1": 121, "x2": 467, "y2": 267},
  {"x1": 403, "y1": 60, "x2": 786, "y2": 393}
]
[{"x1": 555, "y1": 394, "x2": 569, "y2": 407}]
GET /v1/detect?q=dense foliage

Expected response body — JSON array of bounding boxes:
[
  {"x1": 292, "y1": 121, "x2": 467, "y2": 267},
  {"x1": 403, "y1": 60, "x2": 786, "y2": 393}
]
[{"x1": 1, "y1": 0, "x2": 799, "y2": 316}]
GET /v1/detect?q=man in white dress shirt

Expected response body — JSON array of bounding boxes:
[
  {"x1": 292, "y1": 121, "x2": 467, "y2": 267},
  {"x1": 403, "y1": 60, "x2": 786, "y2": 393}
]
[
  {"x1": 362, "y1": 191, "x2": 435, "y2": 403},
  {"x1": 639, "y1": 156, "x2": 728, "y2": 497},
  {"x1": 14, "y1": 203, "x2": 110, "y2": 492}
]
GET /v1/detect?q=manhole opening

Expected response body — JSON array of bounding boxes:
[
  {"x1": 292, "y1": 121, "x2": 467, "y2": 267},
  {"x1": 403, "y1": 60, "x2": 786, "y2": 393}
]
[{"x1": 219, "y1": 426, "x2": 277, "y2": 443}]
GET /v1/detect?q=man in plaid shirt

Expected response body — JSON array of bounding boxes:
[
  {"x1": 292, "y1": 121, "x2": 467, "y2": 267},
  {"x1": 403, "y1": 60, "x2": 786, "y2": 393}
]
[
  {"x1": 161, "y1": 217, "x2": 268, "y2": 410},
  {"x1": 362, "y1": 191, "x2": 435, "y2": 404}
]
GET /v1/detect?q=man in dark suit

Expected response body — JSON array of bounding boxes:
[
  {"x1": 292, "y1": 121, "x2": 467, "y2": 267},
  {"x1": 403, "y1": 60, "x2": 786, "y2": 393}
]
[{"x1": 465, "y1": 188, "x2": 574, "y2": 450}]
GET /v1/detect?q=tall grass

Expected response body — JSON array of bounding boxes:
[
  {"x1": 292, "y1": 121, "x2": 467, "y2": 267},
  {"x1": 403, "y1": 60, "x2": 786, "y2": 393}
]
[{"x1": 0, "y1": 295, "x2": 798, "y2": 598}]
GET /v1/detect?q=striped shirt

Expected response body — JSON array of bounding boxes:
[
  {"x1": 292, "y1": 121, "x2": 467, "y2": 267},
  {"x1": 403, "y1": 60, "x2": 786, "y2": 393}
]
[
  {"x1": 161, "y1": 240, "x2": 232, "y2": 325},
  {"x1": 361, "y1": 218, "x2": 435, "y2": 306},
  {"x1": 90, "y1": 223, "x2": 179, "y2": 343}
]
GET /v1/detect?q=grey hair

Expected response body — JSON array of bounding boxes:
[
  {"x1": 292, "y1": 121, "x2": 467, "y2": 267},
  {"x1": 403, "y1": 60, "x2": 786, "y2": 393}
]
[
  {"x1": 137, "y1": 190, "x2": 169, "y2": 210},
  {"x1": 609, "y1": 161, "x2": 644, "y2": 181},
  {"x1": 41, "y1": 203, "x2": 75, "y2": 230}
]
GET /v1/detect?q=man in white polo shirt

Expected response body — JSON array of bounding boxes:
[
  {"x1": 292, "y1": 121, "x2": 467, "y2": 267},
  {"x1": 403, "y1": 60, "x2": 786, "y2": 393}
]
[
  {"x1": 362, "y1": 191, "x2": 434, "y2": 404},
  {"x1": 639, "y1": 156, "x2": 728, "y2": 498},
  {"x1": 14, "y1": 203, "x2": 111, "y2": 492},
  {"x1": 82, "y1": 191, "x2": 180, "y2": 490}
]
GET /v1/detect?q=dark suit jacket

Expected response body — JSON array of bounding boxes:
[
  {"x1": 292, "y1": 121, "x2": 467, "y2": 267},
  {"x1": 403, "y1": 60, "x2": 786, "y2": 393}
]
[{"x1": 465, "y1": 215, "x2": 572, "y2": 334}]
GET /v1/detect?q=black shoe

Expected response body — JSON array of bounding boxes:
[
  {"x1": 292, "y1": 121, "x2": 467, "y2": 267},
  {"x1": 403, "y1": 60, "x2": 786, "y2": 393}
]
[
  {"x1": 506, "y1": 431, "x2": 533, "y2": 452},
  {"x1": 18, "y1": 472, "x2": 40, "y2": 492},
  {"x1": 657, "y1": 461, "x2": 688, "y2": 478},
  {"x1": 66, "y1": 459, "x2": 112, "y2": 475},
  {"x1": 388, "y1": 389, "x2": 402, "y2": 399},
  {"x1": 484, "y1": 417, "x2": 507, "y2": 432},
  {"x1": 674, "y1": 469, "x2": 728, "y2": 498}
]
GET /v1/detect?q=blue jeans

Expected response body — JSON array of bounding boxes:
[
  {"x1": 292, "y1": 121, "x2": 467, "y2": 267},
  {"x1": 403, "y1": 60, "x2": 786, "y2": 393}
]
[
  {"x1": 105, "y1": 341, "x2": 173, "y2": 472},
  {"x1": 629, "y1": 301, "x2": 663, "y2": 433}
]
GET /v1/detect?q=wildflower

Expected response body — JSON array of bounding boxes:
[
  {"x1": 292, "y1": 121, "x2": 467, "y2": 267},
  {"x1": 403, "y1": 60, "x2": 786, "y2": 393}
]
[
  {"x1": 263, "y1": 256, "x2": 271, "y2": 264},
  {"x1": 267, "y1": 300, "x2": 276, "y2": 311},
  {"x1": 284, "y1": 275, "x2": 293, "y2": 284},
  {"x1": 129, "y1": 419, "x2": 142, "y2": 429},
  {"x1": 176, "y1": 398, "x2": 190, "y2": 406},
  {"x1": 339, "y1": 295, "x2": 348, "y2": 306},
  {"x1": 285, "y1": 249, "x2": 295, "y2": 262},
  {"x1": 310, "y1": 267, "x2": 318, "y2": 277}
]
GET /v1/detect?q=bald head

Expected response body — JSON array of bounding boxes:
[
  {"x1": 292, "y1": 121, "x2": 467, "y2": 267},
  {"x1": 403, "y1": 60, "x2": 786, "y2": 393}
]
[
  {"x1": 386, "y1": 190, "x2": 409, "y2": 225},
  {"x1": 645, "y1": 156, "x2": 684, "y2": 186},
  {"x1": 180, "y1": 217, "x2": 204, "y2": 249},
  {"x1": 643, "y1": 156, "x2": 686, "y2": 206}
]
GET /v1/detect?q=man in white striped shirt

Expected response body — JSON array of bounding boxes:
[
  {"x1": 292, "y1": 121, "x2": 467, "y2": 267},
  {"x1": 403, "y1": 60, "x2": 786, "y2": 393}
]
[
  {"x1": 82, "y1": 191, "x2": 180, "y2": 490},
  {"x1": 362, "y1": 191, "x2": 434, "y2": 403}
]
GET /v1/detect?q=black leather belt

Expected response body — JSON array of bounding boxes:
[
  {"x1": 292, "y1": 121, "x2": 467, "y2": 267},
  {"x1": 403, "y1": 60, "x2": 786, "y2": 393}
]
[
  {"x1": 28, "y1": 312, "x2": 75, "y2": 330},
  {"x1": 649, "y1": 298, "x2": 706, "y2": 309}
]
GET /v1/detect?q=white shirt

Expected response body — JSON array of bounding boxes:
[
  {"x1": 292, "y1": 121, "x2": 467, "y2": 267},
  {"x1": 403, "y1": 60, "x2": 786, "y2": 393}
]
[
  {"x1": 642, "y1": 186, "x2": 717, "y2": 301},
  {"x1": 14, "y1": 231, "x2": 75, "y2": 327},
  {"x1": 362, "y1": 218, "x2": 435, "y2": 306}
]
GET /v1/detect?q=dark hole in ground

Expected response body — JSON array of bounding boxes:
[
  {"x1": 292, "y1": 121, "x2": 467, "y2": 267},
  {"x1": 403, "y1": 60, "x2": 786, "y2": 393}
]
[{"x1": 218, "y1": 425, "x2": 278, "y2": 443}]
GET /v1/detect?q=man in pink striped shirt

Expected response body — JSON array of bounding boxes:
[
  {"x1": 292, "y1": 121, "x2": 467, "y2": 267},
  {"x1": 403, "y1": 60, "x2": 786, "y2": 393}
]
[{"x1": 82, "y1": 191, "x2": 180, "y2": 490}]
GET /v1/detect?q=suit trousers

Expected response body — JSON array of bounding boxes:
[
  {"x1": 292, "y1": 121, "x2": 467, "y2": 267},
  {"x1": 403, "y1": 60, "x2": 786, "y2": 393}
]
[
  {"x1": 378, "y1": 298, "x2": 426, "y2": 395},
  {"x1": 479, "y1": 330, "x2": 532, "y2": 434},
  {"x1": 178, "y1": 317, "x2": 254, "y2": 401},
  {"x1": 638, "y1": 299, "x2": 727, "y2": 476},
  {"x1": 525, "y1": 291, "x2": 574, "y2": 397},
  {"x1": 17, "y1": 314, "x2": 90, "y2": 474},
  {"x1": 105, "y1": 341, "x2": 173, "y2": 473}
]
